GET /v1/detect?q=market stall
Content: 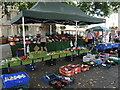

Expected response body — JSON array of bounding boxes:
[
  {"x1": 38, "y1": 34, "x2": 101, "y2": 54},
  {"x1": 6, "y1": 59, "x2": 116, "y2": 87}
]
[{"x1": 11, "y1": 2, "x2": 105, "y2": 56}]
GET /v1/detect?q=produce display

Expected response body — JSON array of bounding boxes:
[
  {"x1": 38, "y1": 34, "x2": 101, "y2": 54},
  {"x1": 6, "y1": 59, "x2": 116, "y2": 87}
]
[
  {"x1": 7, "y1": 34, "x2": 83, "y2": 46},
  {"x1": 0, "y1": 48, "x2": 89, "y2": 68}
]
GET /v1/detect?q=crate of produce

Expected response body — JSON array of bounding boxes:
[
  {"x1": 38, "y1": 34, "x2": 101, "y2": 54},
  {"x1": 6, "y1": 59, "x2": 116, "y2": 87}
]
[
  {"x1": 109, "y1": 57, "x2": 120, "y2": 64},
  {"x1": 29, "y1": 51, "x2": 47, "y2": 59},
  {"x1": 83, "y1": 54, "x2": 95, "y2": 62},
  {"x1": 0, "y1": 59, "x2": 8, "y2": 69},
  {"x1": 1, "y1": 72, "x2": 30, "y2": 88},
  {"x1": 59, "y1": 53, "x2": 66, "y2": 58},
  {"x1": 59, "y1": 51, "x2": 70, "y2": 57},
  {"x1": 20, "y1": 57, "x2": 32, "y2": 65},
  {"x1": 44, "y1": 73, "x2": 74, "y2": 89},
  {"x1": 59, "y1": 64, "x2": 81, "y2": 76},
  {"x1": 85, "y1": 61, "x2": 98, "y2": 67},
  {"x1": 49, "y1": 79, "x2": 65, "y2": 89},
  {"x1": 25, "y1": 63, "x2": 36, "y2": 71},
  {"x1": 44, "y1": 55, "x2": 51, "y2": 61},
  {"x1": 43, "y1": 73, "x2": 58, "y2": 83},
  {"x1": 59, "y1": 76, "x2": 74, "y2": 86},
  {"x1": 81, "y1": 64, "x2": 91, "y2": 72},
  {"x1": 83, "y1": 56, "x2": 91, "y2": 62},
  {"x1": 91, "y1": 59, "x2": 102, "y2": 65},
  {"x1": 66, "y1": 52, "x2": 73, "y2": 56},
  {"x1": 8, "y1": 57, "x2": 21, "y2": 67},
  {"x1": 79, "y1": 49, "x2": 89, "y2": 54},
  {"x1": 59, "y1": 67, "x2": 75, "y2": 77}
]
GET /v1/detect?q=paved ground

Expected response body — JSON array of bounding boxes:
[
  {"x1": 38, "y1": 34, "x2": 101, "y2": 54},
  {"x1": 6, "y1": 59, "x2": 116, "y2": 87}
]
[{"x1": 0, "y1": 56, "x2": 119, "y2": 89}]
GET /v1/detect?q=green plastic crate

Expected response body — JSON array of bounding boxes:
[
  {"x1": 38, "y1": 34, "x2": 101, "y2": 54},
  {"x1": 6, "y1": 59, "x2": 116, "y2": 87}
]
[
  {"x1": 66, "y1": 52, "x2": 73, "y2": 56},
  {"x1": 59, "y1": 53, "x2": 66, "y2": 58},
  {"x1": 9, "y1": 61, "x2": 21, "y2": 67},
  {"x1": 44, "y1": 56, "x2": 51, "y2": 61},
  {"x1": 34, "y1": 58, "x2": 42, "y2": 63},
  {"x1": 52, "y1": 54, "x2": 59, "y2": 59},
  {"x1": 0, "y1": 64, "x2": 8, "y2": 69},
  {"x1": 109, "y1": 57, "x2": 120, "y2": 64},
  {"x1": 22, "y1": 59, "x2": 32, "y2": 65}
]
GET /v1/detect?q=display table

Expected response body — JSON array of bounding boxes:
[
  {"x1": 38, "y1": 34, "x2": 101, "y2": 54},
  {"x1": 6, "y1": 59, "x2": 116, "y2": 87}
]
[{"x1": 0, "y1": 49, "x2": 89, "y2": 69}]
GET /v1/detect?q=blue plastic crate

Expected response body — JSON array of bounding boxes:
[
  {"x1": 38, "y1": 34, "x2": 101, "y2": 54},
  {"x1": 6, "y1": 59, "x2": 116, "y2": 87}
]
[
  {"x1": 118, "y1": 43, "x2": 120, "y2": 47},
  {"x1": 43, "y1": 73, "x2": 58, "y2": 83},
  {"x1": 1, "y1": 72, "x2": 30, "y2": 88},
  {"x1": 96, "y1": 45, "x2": 112, "y2": 50},
  {"x1": 112, "y1": 44, "x2": 119, "y2": 48}
]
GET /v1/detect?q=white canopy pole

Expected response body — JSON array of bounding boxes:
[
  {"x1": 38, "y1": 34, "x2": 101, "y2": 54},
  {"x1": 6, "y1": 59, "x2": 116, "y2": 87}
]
[
  {"x1": 50, "y1": 24, "x2": 52, "y2": 35},
  {"x1": 11, "y1": 25, "x2": 14, "y2": 36},
  {"x1": 22, "y1": 17, "x2": 26, "y2": 56},
  {"x1": 75, "y1": 21, "x2": 78, "y2": 47}
]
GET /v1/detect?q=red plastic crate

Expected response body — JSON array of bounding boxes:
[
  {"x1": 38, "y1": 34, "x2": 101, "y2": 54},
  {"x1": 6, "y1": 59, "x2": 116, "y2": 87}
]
[{"x1": 59, "y1": 64, "x2": 82, "y2": 76}]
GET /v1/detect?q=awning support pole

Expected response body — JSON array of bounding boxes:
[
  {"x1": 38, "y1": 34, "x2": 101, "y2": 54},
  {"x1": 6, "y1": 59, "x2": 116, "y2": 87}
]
[
  {"x1": 50, "y1": 24, "x2": 52, "y2": 35},
  {"x1": 75, "y1": 21, "x2": 78, "y2": 47},
  {"x1": 22, "y1": 17, "x2": 26, "y2": 56},
  {"x1": 11, "y1": 25, "x2": 14, "y2": 36}
]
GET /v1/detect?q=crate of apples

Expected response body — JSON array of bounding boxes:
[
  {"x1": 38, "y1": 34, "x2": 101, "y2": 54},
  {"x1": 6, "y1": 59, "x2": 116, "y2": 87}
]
[{"x1": 20, "y1": 57, "x2": 29, "y2": 60}]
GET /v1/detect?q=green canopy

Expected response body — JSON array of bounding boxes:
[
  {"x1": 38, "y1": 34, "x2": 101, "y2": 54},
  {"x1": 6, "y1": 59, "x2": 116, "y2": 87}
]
[
  {"x1": 86, "y1": 26, "x2": 112, "y2": 32},
  {"x1": 11, "y1": 2, "x2": 105, "y2": 25}
]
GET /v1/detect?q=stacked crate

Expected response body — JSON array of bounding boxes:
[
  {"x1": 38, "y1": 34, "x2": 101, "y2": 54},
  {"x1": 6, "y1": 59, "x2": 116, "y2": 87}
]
[
  {"x1": 98, "y1": 53, "x2": 109, "y2": 63},
  {"x1": 59, "y1": 64, "x2": 81, "y2": 77},
  {"x1": 83, "y1": 54, "x2": 95, "y2": 62}
]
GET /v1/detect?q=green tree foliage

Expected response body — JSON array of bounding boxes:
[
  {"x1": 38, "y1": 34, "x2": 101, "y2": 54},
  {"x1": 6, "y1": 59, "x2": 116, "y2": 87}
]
[
  {"x1": 2, "y1": 2, "x2": 120, "y2": 17},
  {"x1": 66, "y1": 2, "x2": 120, "y2": 17},
  {"x1": 1, "y1": 2, "x2": 36, "y2": 17}
]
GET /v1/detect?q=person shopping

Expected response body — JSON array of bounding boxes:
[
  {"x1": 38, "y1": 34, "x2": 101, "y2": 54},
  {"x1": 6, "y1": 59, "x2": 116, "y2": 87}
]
[
  {"x1": 87, "y1": 29, "x2": 95, "y2": 45},
  {"x1": 39, "y1": 27, "x2": 48, "y2": 51}
]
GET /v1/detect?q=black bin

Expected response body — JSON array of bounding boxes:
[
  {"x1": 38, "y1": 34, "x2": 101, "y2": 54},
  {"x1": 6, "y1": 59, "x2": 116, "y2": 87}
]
[
  {"x1": 65, "y1": 55, "x2": 76, "y2": 62},
  {"x1": 45, "y1": 59, "x2": 56, "y2": 66},
  {"x1": 118, "y1": 49, "x2": 120, "y2": 58}
]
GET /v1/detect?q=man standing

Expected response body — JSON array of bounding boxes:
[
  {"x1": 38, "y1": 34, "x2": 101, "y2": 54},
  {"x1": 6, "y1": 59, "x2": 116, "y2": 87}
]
[
  {"x1": 40, "y1": 27, "x2": 48, "y2": 51},
  {"x1": 87, "y1": 29, "x2": 95, "y2": 45}
]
